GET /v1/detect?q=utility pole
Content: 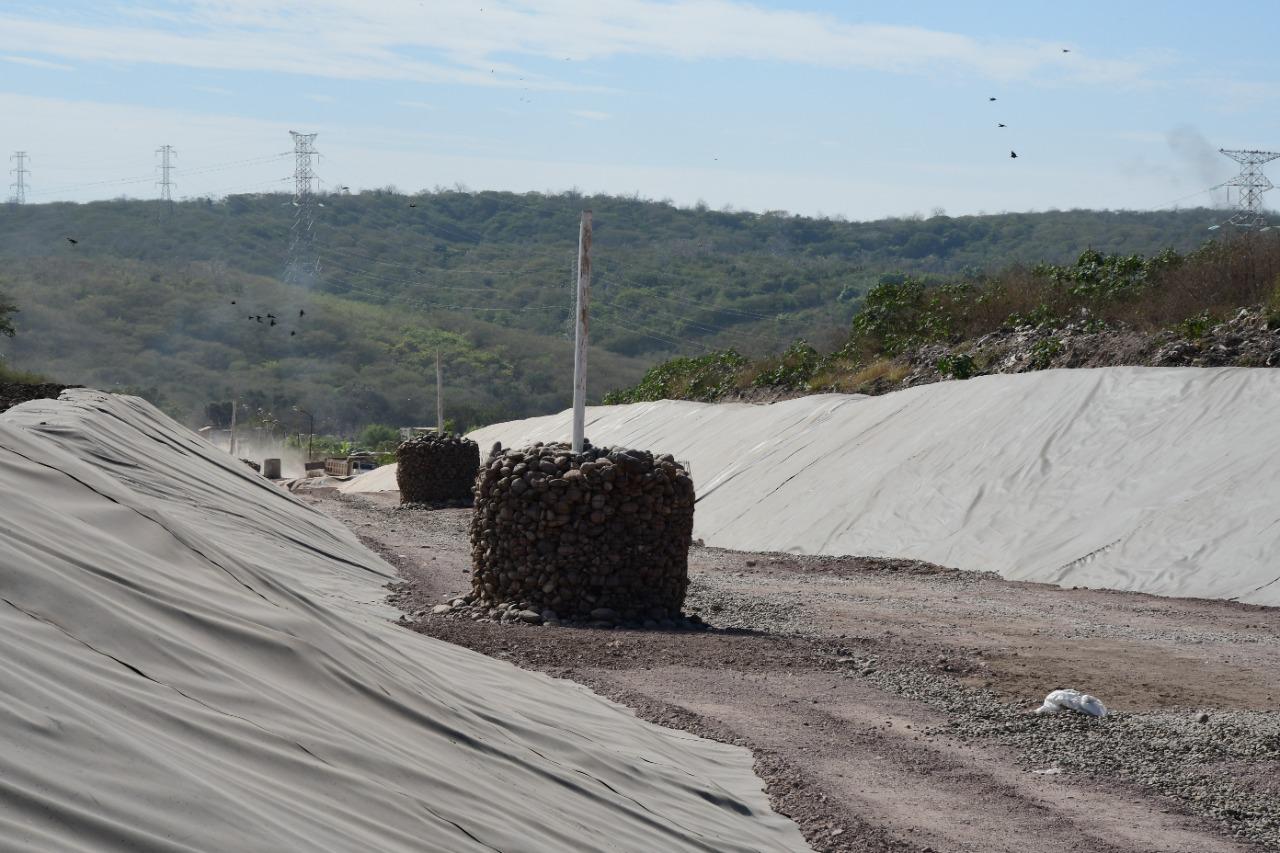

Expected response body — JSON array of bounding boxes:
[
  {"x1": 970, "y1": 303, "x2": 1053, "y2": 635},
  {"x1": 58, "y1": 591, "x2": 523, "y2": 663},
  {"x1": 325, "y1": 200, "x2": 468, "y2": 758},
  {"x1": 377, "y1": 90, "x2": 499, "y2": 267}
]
[
  {"x1": 571, "y1": 210, "x2": 592, "y2": 453},
  {"x1": 435, "y1": 349, "x2": 444, "y2": 433},
  {"x1": 156, "y1": 144, "x2": 176, "y2": 219},
  {"x1": 229, "y1": 400, "x2": 239, "y2": 457},
  {"x1": 1219, "y1": 148, "x2": 1280, "y2": 228},
  {"x1": 286, "y1": 131, "x2": 320, "y2": 283},
  {"x1": 9, "y1": 151, "x2": 29, "y2": 205}
]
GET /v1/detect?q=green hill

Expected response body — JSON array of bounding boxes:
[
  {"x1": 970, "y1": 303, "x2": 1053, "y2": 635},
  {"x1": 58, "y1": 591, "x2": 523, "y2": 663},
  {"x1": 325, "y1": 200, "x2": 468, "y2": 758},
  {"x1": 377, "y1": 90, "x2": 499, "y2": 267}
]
[{"x1": 0, "y1": 190, "x2": 1229, "y2": 432}]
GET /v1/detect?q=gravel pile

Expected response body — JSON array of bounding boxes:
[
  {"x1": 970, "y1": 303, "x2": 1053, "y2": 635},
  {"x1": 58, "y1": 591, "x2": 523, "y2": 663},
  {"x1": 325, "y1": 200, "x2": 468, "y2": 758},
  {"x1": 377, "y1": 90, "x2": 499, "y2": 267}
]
[
  {"x1": 683, "y1": 572, "x2": 810, "y2": 634},
  {"x1": 467, "y1": 441, "x2": 695, "y2": 623},
  {"x1": 395, "y1": 432, "x2": 479, "y2": 505},
  {"x1": 825, "y1": 653, "x2": 1280, "y2": 848}
]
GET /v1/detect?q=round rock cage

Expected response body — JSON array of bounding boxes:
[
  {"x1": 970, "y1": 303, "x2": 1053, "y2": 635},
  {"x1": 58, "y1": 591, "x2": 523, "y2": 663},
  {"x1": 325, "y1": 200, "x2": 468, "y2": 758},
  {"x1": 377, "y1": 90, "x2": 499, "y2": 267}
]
[
  {"x1": 469, "y1": 442, "x2": 695, "y2": 621},
  {"x1": 395, "y1": 432, "x2": 480, "y2": 505}
]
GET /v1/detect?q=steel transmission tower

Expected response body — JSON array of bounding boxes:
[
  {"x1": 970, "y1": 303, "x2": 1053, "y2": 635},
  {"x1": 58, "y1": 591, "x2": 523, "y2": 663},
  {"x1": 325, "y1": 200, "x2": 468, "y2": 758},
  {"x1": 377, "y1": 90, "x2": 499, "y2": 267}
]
[
  {"x1": 9, "y1": 151, "x2": 30, "y2": 204},
  {"x1": 156, "y1": 144, "x2": 176, "y2": 217},
  {"x1": 1219, "y1": 148, "x2": 1280, "y2": 227},
  {"x1": 286, "y1": 131, "x2": 320, "y2": 283}
]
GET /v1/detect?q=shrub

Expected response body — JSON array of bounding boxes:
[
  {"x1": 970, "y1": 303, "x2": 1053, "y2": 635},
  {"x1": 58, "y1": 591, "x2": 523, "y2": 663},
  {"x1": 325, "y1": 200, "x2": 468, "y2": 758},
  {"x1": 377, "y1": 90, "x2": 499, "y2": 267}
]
[
  {"x1": 849, "y1": 278, "x2": 973, "y2": 356},
  {"x1": 935, "y1": 353, "x2": 978, "y2": 379},
  {"x1": 751, "y1": 340, "x2": 821, "y2": 389},
  {"x1": 1029, "y1": 338, "x2": 1063, "y2": 369},
  {"x1": 602, "y1": 349, "x2": 748, "y2": 403},
  {"x1": 1176, "y1": 311, "x2": 1215, "y2": 340}
]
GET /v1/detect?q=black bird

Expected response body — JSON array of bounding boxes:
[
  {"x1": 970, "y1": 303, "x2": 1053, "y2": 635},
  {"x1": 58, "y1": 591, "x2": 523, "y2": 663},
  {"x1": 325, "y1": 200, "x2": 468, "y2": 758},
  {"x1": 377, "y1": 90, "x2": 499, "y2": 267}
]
[
  {"x1": 290, "y1": 330, "x2": 296, "y2": 336},
  {"x1": 409, "y1": 202, "x2": 417, "y2": 208},
  {"x1": 299, "y1": 309, "x2": 305, "y2": 317},
  {"x1": 989, "y1": 97, "x2": 997, "y2": 102},
  {"x1": 255, "y1": 315, "x2": 263, "y2": 323},
  {"x1": 266, "y1": 313, "x2": 276, "y2": 320},
  {"x1": 231, "y1": 300, "x2": 237, "y2": 305},
  {"x1": 269, "y1": 318, "x2": 277, "y2": 327},
  {"x1": 997, "y1": 123, "x2": 1006, "y2": 128},
  {"x1": 1062, "y1": 48, "x2": 1070, "y2": 53},
  {"x1": 1010, "y1": 150, "x2": 1018, "y2": 159},
  {"x1": 65, "y1": 237, "x2": 78, "y2": 245}
]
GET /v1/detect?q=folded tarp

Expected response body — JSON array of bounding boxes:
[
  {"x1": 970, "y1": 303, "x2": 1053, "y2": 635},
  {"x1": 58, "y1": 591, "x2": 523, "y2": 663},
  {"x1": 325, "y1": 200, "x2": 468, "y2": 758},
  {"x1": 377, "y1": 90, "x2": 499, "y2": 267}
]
[{"x1": 0, "y1": 390, "x2": 807, "y2": 852}]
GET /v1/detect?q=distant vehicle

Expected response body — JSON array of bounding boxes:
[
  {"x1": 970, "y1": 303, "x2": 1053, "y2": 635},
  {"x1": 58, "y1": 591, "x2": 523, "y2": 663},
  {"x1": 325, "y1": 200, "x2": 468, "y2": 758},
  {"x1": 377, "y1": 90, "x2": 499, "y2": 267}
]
[{"x1": 324, "y1": 452, "x2": 380, "y2": 477}]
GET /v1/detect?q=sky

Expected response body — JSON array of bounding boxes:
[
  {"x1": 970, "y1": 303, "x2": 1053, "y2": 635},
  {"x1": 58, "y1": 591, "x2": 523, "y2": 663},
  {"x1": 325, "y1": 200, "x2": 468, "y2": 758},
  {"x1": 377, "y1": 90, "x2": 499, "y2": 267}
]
[{"x1": 1, "y1": 0, "x2": 1278, "y2": 220}]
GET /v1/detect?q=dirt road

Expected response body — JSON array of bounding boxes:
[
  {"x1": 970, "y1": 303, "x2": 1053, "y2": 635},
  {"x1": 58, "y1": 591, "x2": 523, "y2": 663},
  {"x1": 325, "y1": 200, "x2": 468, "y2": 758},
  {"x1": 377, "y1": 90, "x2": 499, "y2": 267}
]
[{"x1": 308, "y1": 491, "x2": 1280, "y2": 853}]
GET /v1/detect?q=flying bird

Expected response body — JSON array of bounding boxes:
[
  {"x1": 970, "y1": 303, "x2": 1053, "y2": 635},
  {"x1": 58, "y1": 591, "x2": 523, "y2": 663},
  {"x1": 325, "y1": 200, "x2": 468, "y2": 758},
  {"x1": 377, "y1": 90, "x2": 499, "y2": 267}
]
[
  {"x1": 231, "y1": 300, "x2": 237, "y2": 305},
  {"x1": 290, "y1": 330, "x2": 296, "y2": 336},
  {"x1": 989, "y1": 97, "x2": 997, "y2": 101},
  {"x1": 1062, "y1": 48, "x2": 1070, "y2": 53},
  {"x1": 65, "y1": 237, "x2": 78, "y2": 245},
  {"x1": 269, "y1": 318, "x2": 277, "y2": 327},
  {"x1": 997, "y1": 123, "x2": 1006, "y2": 128},
  {"x1": 266, "y1": 313, "x2": 276, "y2": 320},
  {"x1": 299, "y1": 309, "x2": 305, "y2": 317},
  {"x1": 1010, "y1": 150, "x2": 1018, "y2": 159}
]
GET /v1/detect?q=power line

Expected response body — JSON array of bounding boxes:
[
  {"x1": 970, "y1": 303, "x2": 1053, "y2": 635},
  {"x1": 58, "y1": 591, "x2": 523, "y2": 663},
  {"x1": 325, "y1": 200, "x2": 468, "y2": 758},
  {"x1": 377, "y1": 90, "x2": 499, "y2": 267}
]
[
  {"x1": 318, "y1": 254, "x2": 533, "y2": 294},
  {"x1": 23, "y1": 153, "x2": 292, "y2": 199},
  {"x1": 333, "y1": 279, "x2": 567, "y2": 312},
  {"x1": 9, "y1": 151, "x2": 29, "y2": 205},
  {"x1": 596, "y1": 259, "x2": 790, "y2": 321}
]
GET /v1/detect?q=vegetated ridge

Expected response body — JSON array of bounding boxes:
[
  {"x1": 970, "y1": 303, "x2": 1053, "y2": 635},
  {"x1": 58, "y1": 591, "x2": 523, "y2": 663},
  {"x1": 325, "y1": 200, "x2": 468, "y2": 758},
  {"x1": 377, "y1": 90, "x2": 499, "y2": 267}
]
[
  {"x1": 0, "y1": 190, "x2": 1231, "y2": 431},
  {"x1": 605, "y1": 234, "x2": 1280, "y2": 404}
]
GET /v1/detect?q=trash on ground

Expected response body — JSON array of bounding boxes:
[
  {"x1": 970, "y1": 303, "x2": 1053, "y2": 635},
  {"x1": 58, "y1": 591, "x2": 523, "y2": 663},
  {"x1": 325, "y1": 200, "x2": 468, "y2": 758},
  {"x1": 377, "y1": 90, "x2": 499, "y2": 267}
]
[{"x1": 1035, "y1": 688, "x2": 1107, "y2": 717}]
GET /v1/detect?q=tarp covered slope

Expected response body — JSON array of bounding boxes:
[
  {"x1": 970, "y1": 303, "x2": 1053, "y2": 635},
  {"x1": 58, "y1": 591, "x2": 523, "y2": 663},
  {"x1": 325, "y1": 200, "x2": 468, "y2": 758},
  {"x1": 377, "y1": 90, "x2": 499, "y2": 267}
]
[
  {"x1": 469, "y1": 367, "x2": 1280, "y2": 606},
  {"x1": 0, "y1": 390, "x2": 808, "y2": 853}
]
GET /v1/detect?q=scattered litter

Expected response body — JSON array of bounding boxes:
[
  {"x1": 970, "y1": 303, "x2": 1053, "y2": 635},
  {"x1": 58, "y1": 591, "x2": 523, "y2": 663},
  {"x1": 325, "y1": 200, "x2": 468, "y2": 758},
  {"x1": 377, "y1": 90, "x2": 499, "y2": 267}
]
[{"x1": 1035, "y1": 689, "x2": 1107, "y2": 717}]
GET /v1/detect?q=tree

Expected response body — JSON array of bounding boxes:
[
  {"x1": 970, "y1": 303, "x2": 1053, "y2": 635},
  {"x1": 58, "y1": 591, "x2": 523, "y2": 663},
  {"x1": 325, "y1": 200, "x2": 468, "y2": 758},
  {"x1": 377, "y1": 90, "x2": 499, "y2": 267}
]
[
  {"x1": 358, "y1": 423, "x2": 400, "y2": 452},
  {"x1": 0, "y1": 292, "x2": 17, "y2": 337}
]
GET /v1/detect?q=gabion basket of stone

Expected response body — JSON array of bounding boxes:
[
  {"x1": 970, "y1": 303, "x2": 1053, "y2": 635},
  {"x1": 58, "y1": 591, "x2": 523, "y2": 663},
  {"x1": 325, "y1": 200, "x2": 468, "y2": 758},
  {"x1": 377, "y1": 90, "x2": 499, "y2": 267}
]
[
  {"x1": 464, "y1": 441, "x2": 700, "y2": 628},
  {"x1": 394, "y1": 432, "x2": 480, "y2": 505}
]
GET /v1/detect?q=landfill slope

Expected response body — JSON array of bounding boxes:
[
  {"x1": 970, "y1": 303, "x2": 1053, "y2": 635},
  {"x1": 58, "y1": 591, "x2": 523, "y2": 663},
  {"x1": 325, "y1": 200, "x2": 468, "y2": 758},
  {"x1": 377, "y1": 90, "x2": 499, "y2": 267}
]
[
  {"x1": 465, "y1": 367, "x2": 1280, "y2": 606},
  {"x1": 0, "y1": 390, "x2": 808, "y2": 853}
]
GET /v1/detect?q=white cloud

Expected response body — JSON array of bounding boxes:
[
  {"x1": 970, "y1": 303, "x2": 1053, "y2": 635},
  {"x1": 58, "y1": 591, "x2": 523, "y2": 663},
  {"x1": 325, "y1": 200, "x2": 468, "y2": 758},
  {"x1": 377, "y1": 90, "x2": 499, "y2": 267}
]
[
  {"x1": 0, "y1": 1, "x2": 1155, "y2": 89},
  {"x1": 1, "y1": 54, "x2": 73, "y2": 71},
  {"x1": 396, "y1": 100, "x2": 436, "y2": 110},
  {"x1": 305, "y1": 93, "x2": 336, "y2": 103},
  {"x1": 571, "y1": 109, "x2": 612, "y2": 121}
]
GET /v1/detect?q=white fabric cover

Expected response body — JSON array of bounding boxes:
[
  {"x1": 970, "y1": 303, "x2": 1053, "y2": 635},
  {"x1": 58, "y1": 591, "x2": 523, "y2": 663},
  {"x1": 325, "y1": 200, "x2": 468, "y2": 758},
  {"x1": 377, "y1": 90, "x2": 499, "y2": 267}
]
[
  {"x1": 0, "y1": 390, "x2": 807, "y2": 853},
  {"x1": 466, "y1": 367, "x2": 1280, "y2": 606}
]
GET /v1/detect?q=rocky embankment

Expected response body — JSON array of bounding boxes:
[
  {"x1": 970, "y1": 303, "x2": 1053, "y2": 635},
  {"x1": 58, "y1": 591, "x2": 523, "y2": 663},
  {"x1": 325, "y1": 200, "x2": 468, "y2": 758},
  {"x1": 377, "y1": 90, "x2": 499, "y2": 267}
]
[
  {"x1": 0, "y1": 381, "x2": 73, "y2": 413},
  {"x1": 902, "y1": 305, "x2": 1280, "y2": 387}
]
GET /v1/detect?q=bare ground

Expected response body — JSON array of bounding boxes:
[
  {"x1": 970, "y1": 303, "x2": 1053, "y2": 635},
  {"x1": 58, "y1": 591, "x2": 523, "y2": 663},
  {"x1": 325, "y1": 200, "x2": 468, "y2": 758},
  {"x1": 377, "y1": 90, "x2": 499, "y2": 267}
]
[{"x1": 306, "y1": 491, "x2": 1280, "y2": 853}]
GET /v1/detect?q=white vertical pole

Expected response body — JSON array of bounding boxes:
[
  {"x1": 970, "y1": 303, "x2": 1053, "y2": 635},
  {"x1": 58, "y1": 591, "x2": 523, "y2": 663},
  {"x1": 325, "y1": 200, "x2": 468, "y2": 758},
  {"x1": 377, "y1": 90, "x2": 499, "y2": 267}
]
[
  {"x1": 572, "y1": 210, "x2": 592, "y2": 453},
  {"x1": 436, "y1": 348, "x2": 444, "y2": 433},
  {"x1": 229, "y1": 399, "x2": 238, "y2": 456}
]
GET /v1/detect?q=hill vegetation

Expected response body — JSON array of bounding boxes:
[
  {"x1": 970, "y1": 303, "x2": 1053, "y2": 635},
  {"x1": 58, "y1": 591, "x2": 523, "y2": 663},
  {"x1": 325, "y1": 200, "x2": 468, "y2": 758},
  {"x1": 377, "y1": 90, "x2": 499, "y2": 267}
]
[
  {"x1": 0, "y1": 189, "x2": 1233, "y2": 433},
  {"x1": 604, "y1": 233, "x2": 1280, "y2": 404}
]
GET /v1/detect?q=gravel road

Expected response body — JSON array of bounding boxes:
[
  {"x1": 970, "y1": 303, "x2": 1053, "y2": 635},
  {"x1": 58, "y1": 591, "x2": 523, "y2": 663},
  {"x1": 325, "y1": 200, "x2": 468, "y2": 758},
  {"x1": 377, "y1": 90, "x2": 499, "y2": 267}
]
[{"x1": 308, "y1": 491, "x2": 1280, "y2": 853}]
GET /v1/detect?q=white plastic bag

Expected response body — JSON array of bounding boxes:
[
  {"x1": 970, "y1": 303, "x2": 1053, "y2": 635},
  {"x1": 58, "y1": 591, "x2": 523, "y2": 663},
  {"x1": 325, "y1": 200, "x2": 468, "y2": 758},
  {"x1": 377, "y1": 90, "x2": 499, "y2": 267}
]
[{"x1": 1035, "y1": 689, "x2": 1107, "y2": 717}]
